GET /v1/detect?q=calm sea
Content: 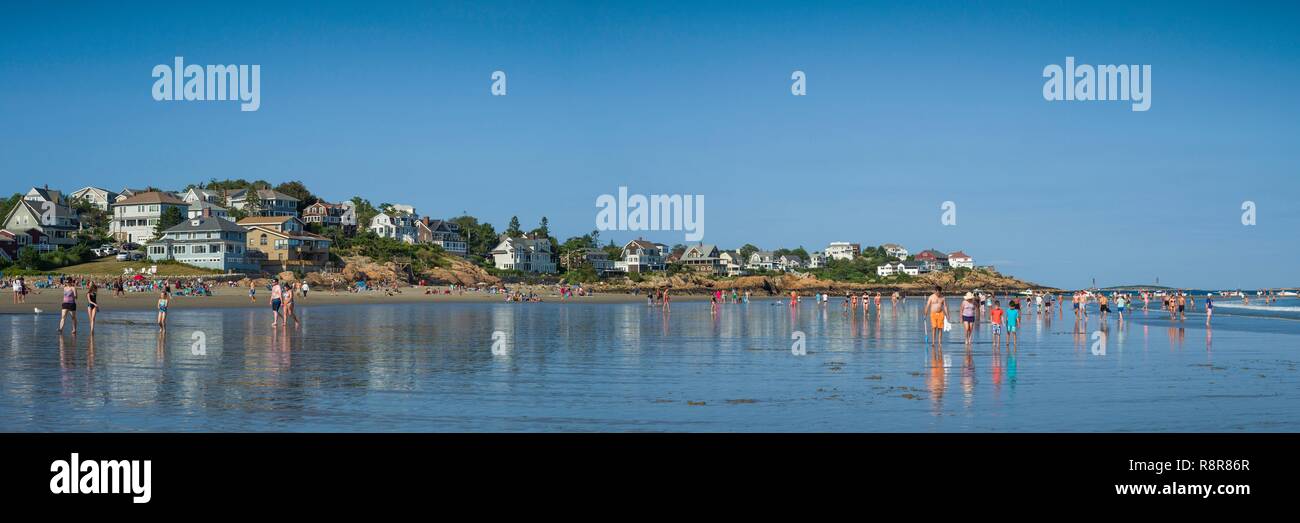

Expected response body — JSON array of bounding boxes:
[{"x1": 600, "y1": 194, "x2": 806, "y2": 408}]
[{"x1": 1, "y1": 297, "x2": 1297, "y2": 431}]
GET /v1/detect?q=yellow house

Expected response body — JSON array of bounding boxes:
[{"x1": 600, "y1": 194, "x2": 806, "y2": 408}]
[{"x1": 237, "y1": 216, "x2": 332, "y2": 272}]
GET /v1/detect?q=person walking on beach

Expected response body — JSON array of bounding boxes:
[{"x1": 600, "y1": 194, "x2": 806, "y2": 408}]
[
  {"x1": 11, "y1": 277, "x2": 21, "y2": 304},
  {"x1": 57, "y1": 278, "x2": 78, "y2": 335},
  {"x1": 990, "y1": 300, "x2": 1005, "y2": 348},
  {"x1": 961, "y1": 292, "x2": 977, "y2": 344},
  {"x1": 269, "y1": 279, "x2": 284, "y2": 327},
  {"x1": 284, "y1": 282, "x2": 300, "y2": 327},
  {"x1": 1098, "y1": 293, "x2": 1110, "y2": 322},
  {"x1": 87, "y1": 283, "x2": 99, "y2": 335},
  {"x1": 248, "y1": 280, "x2": 257, "y2": 303},
  {"x1": 1205, "y1": 295, "x2": 1214, "y2": 326},
  {"x1": 925, "y1": 286, "x2": 948, "y2": 348},
  {"x1": 1006, "y1": 298, "x2": 1021, "y2": 350},
  {"x1": 1115, "y1": 293, "x2": 1126, "y2": 322},
  {"x1": 156, "y1": 291, "x2": 169, "y2": 331},
  {"x1": 1177, "y1": 293, "x2": 1187, "y2": 322},
  {"x1": 301, "y1": 281, "x2": 309, "y2": 299}
]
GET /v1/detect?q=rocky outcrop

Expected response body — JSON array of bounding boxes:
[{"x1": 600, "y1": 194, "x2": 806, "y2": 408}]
[
  {"x1": 421, "y1": 256, "x2": 500, "y2": 286},
  {"x1": 590, "y1": 268, "x2": 1054, "y2": 296}
]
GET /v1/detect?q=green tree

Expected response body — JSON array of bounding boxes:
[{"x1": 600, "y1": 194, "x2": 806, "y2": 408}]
[
  {"x1": 274, "y1": 180, "x2": 317, "y2": 212},
  {"x1": 153, "y1": 206, "x2": 185, "y2": 240},
  {"x1": 506, "y1": 216, "x2": 523, "y2": 237},
  {"x1": 16, "y1": 246, "x2": 41, "y2": 270},
  {"x1": 350, "y1": 197, "x2": 380, "y2": 229},
  {"x1": 739, "y1": 244, "x2": 760, "y2": 261}
]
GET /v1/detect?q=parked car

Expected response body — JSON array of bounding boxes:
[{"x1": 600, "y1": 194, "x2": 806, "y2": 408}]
[
  {"x1": 92, "y1": 244, "x2": 118, "y2": 257},
  {"x1": 116, "y1": 250, "x2": 144, "y2": 261}
]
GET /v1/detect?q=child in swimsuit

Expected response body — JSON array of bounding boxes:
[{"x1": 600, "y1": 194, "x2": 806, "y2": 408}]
[{"x1": 157, "y1": 291, "x2": 169, "y2": 330}]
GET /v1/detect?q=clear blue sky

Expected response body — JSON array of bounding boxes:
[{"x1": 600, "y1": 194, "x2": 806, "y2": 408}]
[{"x1": 2, "y1": 1, "x2": 1297, "y2": 289}]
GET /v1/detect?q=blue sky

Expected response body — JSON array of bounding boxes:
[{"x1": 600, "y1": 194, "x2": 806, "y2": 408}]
[{"x1": 2, "y1": 1, "x2": 1297, "y2": 289}]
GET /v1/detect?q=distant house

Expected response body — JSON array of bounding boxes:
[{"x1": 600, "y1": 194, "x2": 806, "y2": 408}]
[
  {"x1": 882, "y1": 243, "x2": 908, "y2": 259},
  {"x1": 238, "y1": 216, "x2": 332, "y2": 272},
  {"x1": 302, "y1": 201, "x2": 358, "y2": 234},
  {"x1": 825, "y1": 242, "x2": 860, "y2": 260},
  {"x1": 491, "y1": 236, "x2": 556, "y2": 273},
  {"x1": 416, "y1": 217, "x2": 468, "y2": 256},
  {"x1": 110, "y1": 191, "x2": 189, "y2": 244},
  {"x1": 807, "y1": 251, "x2": 827, "y2": 269},
  {"x1": 681, "y1": 244, "x2": 722, "y2": 274},
  {"x1": 899, "y1": 261, "x2": 923, "y2": 275},
  {"x1": 719, "y1": 250, "x2": 747, "y2": 276},
  {"x1": 70, "y1": 186, "x2": 120, "y2": 211},
  {"x1": 25, "y1": 186, "x2": 66, "y2": 207},
  {"x1": 147, "y1": 213, "x2": 259, "y2": 273},
  {"x1": 2, "y1": 199, "x2": 80, "y2": 250},
  {"x1": 187, "y1": 200, "x2": 231, "y2": 221},
  {"x1": 746, "y1": 251, "x2": 776, "y2": 271},
  {"x1": 0, "y1": 230, "x2": 16, "y2": 261},
  {"x1": 876, "y1": 262, "x2": 900, "y2": 277},
  {"x1": 227, "y1": 189, "x2": 300, "y2": 217},
  {"x1": 616, "y1": 239, "x2": 664, "y2": 273},
  {"x1": 369, "y1": 205, "x2": 418, "y2": 244},
  {"x1": 947, "y1": 251, "x2": 974, "y2": 269},
  {"x1": 877, "y1": 261, "x2": 919, "y2": 277},
  {"x1": 114, "y1": 188, "x2": 147, "y2": 204},
  {"x1": 181, "y1": 188, "x2": 225, "y2": 206},
  {"x1": 777, "y1": 254, "x2": 803, "y2": 271},
  {"x1": 914, "y1": 249, "x2": 949, "y2": 272},
  {"x1": 564, "y1": 248, "x2": 617, "y2": 274}
]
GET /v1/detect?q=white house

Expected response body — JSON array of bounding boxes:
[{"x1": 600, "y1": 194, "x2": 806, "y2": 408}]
[
  {"x1": 719, "y1": 250, "x2": 747, "y2": 276},
  {"x1": 416, "y1": 218, "x2": 468, "y2": 256},
  {"x1": 369, "y1": 208, "x2": 419, "y2": 244},
  {"x1": 808, "y1": 251, "x2": 827, "y2": 269},
  {"x1": 147, "y1": 213, "x2": 259, "y2": 272},
  {"x1": 616, "y1": 239, "x2": 664, "y2": 273},
  {"x1": 825, "y1": 242, "x2": 860, "y2": 261},
  {"x1": 70, "y1": 186, "x2": 120, "y2": 211},
  {"x1": 777, "y1": 255, "x2": 803, "y2": 271},
  {"x1": 110, "y1": 191, "x2": 189, "y2": 244},
  {"x1": 882, "y1": 243, "x2": 908, "y2": 259},
  {"x1": 746, "y1": 251, "x2": 776, "y2": 271},
  {"x1": 491, "y1": 236, "x2": 556, "y2": 273},
  {"x1": 948, "y1": 251, "x2": 974, "y2": 269}
]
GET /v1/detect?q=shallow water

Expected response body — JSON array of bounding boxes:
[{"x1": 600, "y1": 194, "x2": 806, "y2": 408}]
[{"x1": 1, "y1": 298, "x2": 1297, "y2": 432}]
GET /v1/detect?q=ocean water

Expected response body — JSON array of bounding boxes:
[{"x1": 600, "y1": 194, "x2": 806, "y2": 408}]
[{"x1": 1, "y1": 298, "x2": 1297, "y2": 432}]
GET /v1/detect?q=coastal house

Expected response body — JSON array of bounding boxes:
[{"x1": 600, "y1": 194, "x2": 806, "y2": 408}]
[
  {"x1": 369, "y1": 206, "x2": 419, "y2": 244},
  {"x1": 777, "y1": 254, "x2": 803, "y2": 271},
  {"x1": 109, "y1": 191, "x2": 189, "y2": 244},
  {"x1": 238, "y1": 216, "x2": 332, "y2": 272},
  {"x1": 2, "y1": 199, "x2": 80, "y2": 251},
  {"x1": 0, "y1": 230, "x2": 17, "y2": 261},
  {"x1": 24, "y1": 185, "x2": 67, "y2": 207},
  {"x1": 416, "y1": 217, "x2": 468, "y2": 256},
  {"x1": 147, "y1": 212, "x2": 259, "y2": 273},
  {"x1": 187, "y1": 200, "x2": 231, "y2": 221},
  {"x1": 491, "y1": 236, "x2": 556, "y2": 273},
  {"x1": 808, "y1": 251, "x2": 827, "y2": 269},
  {"x1": 876, "y1": 262, "x2": 901, "y2": 277},
  {"x1": 899, "y1": 261, "x2": 923, "y2": 275},
  {"x1": 617, "y1": 239, "x2": 664, "y2": 273},
  {"x1": 302, "y1": 201, "x2": 359, "y2": 234},
  {"x1": 825, "y1": 242, "x2": 860, "y2": 261},
  {"x1": 877, "y1": 261, "x2": 920, "y2": 277},
  {"x1": 746, "y1": 251, "x2": 776, "y2": 271},
  {"x1": 114, "y1": 188, "x2": 147, "y2": 204},
  {"x1": 947, "y1": 251, "x2": 974, "y2": 269},
  {"x1": 227, "y1": 188, "x2": 300, "y2": 217},
  {"x1": 181, "y1": 187, "x2": 225, "y2": 205},
  {"x1": 882, "y1": 243, "x2": 908, "y2": 259},
  {"x1": 681, "y1": 244, "x2": 722, "y2": 275},
  {"x1": 719, "y1": 250, "x2": 747, "y2": 276},
  {"x1": 70, "y1": 186, "x2": 120, "y2": 211},
  {"x1": 563, "y1": 248, "x2": 617, "y2": 274}
]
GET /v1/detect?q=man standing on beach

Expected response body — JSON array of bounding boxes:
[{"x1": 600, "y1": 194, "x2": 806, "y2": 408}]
[
  {"x1": 270, "y1": 279, "x2": 283, "y2": 327},
  {"x1": 926, "y1": 285, "x2": 948, "y2": 348}
]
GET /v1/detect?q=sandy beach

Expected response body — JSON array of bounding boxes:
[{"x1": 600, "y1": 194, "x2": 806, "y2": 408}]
[{"x1": 0, "y1": 286, "x2": 706, "y2": 314}]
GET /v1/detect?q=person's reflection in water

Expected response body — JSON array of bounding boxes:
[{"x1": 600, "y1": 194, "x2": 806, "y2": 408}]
[
  {"x1": 156, "y1": 330, "x2": 166, "y2": 362},
  {"x1": 1206, "y1": 325, "x2": 1212, "y2": 353},
  {"x1": 990, "y1": 344, "x2": 1004, "y2": 395},
  {"x1": 86, "y1": 335, "x2": 95, "y2": 370},
  {"x1": 59, "y1": 333, "x2": 71, "y2": 370},
  {"x1": 927, "y1": 346, "x2": 946, "y2": 415},
  {"x1": 1006, "y1": 351, "x2": 1018, "y2": 391},
  {"x1": 661, "y1": 305, "x2": 671, "y2": 337},
  {"x1": 961, "y1": 348, "x2": 976, "y2": 408}
]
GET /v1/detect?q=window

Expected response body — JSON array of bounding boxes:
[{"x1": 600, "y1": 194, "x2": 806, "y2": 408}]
[{"x1": 260, "y1": 233, "x2": 268, "y2": 246}]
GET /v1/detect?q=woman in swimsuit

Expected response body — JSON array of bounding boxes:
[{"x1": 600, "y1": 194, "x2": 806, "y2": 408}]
[
  {"x1": 58, "y1": 278, "x2": 78, "y2": 334},
  {"x1": 87, "y1": 283, "x2": 100, "y2": 335},
  {"x1": 156, "y1": 291, "x2": 169, "y2": 331}
]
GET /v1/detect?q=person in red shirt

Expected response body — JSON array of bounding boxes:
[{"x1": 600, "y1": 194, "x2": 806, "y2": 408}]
[{"x1": 989, "y1": 300, "x2": 1005, "y2": 349}]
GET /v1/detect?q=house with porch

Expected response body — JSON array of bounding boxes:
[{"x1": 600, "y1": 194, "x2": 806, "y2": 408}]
[
  {"x1": 719, "y1": 250, "x2": 747, "y2": 276},
  {"x1": 70, "y1": 186, "x2": 121, "y2": 211},
  {"x1": 147, "y1": 213, "x2": 259, "y2": 273},
  {"x1": 238, "y1": 216, "x2": 332, "y2": 272},
  {"x1": 491, "y1": 236, "x2": 556, "y2": 273},
  {"x1": 681, "y1": 244, "x2": 722, "y2": 275},
  {"x1": 882, "y1": 243, "x2": 909, "y2": 259},
  {"x1": 825, "y1": 241, "x2": 860, "y2": 260},
  {"x1": 616, "y1": 239, "x2": 664, "y2": 273},
  {"x1": 369, "y1": 206, "x2": 418, "y2": 244},
  {"x1": 416, "y1": 217, "x2": 468, "y2": 256},
  {"x1": 109, "y1": 191, "x2": 189, "y2": 244},
  {"x1": 947, "y1": 251, "x2": 974, "y2": 269},
  {"x1": 227, "y1": 188, "x2": 300, "y2": 217},
  {"x1": 3, "y1": 199, "x2": 80, "y2": 250}
]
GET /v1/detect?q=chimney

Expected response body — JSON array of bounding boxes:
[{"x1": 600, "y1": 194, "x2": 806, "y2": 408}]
[{"x1": 202, "y1": 206, "x2": 212, "y2": 218}]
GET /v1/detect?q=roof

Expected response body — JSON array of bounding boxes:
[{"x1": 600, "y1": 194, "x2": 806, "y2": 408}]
[
  {"x1": 682, "y1": 244, "x2": 719, "y2": 259},
  {"x1": 114, "y1": 191, "x2": 187, "y2": 206},
  {"x1": 238, "y1": 215, "x2": 295, "y2": 225},
  {"x1": 882, "y1": 243, "x2": 904, "y2": 249},
  {"x1": 624, "y1": 239, "x2": 658, "y2": 250},
  {"x1": 948, "y1": 251, "x2": 971, "y2": 258},
  {"x1": 230, "y1": 188, "x2": 300, "y2": 202},
  {"x1": 162, "y1": 216, "x2": 247, "y2": 234},
  {"x1": 189, "y1": 201, "x2": 228, "y2": 211}
]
